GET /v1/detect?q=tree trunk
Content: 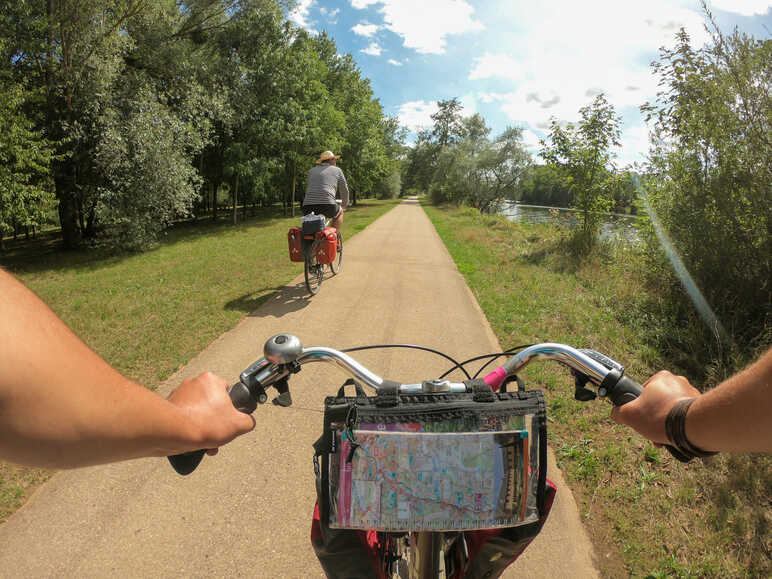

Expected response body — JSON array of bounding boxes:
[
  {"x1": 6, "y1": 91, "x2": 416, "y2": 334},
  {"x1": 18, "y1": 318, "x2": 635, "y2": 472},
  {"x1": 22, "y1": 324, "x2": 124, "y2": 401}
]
[
  {"x1": 57, "y1": 190, "x2": 81, "y2": 248},
  {"x1": 232, "y1": 173, "x2": 239, "y2": 225},
  {"x1": 195, "y1": 155, "x2": 204, "y2": 221},
  {"x1": 291, "y1": 161, "x2": 296, "y2": 217},
  {"x1": 213, "y1": 180, "x2": 219, "y2": 221}
]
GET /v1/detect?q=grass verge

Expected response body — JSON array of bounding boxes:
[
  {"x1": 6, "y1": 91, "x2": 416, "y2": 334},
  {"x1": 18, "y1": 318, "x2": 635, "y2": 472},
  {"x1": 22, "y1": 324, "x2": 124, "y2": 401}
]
[
  {"x1": 0, "y1": 197, "x2": 401, "y2": 523},
  {"x1": 422, "y1": 202, "x2": 770, "y2": 578}
]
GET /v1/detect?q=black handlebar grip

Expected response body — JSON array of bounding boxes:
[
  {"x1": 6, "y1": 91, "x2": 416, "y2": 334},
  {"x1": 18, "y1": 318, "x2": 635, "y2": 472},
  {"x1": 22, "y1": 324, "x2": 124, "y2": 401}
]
[
  {"x1": 604, "y1": 373, "x2": 693, "y2": 463},
  {"x1": 606, "y1": 375, "x2": 643, "y2": 406},
  {"x1": 168, "y1": 449, "x2": 206, "y2": 476},
  {"x1": 168, "y1": 381, "x2": 256, "y2": 476}
]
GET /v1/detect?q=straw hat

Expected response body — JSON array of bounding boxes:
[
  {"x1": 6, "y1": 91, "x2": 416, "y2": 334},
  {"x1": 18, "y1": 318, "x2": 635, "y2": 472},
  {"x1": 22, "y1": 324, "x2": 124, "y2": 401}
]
[{"x1": 316, "y1": 150, "x2": 341, "y2": 164}]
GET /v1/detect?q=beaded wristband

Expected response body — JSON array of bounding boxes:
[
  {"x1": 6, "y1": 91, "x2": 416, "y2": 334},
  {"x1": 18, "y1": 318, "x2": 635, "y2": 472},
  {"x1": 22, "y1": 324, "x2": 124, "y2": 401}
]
[{"x1": 665, "y1": 398, "x2": 719, "y2": 460}]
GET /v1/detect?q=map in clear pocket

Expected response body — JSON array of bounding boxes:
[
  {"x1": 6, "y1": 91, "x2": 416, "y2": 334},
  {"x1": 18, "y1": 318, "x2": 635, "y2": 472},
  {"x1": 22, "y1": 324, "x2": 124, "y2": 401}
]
[{"x1": 333, "y1": 429, "x2": 529, "y2": 531}]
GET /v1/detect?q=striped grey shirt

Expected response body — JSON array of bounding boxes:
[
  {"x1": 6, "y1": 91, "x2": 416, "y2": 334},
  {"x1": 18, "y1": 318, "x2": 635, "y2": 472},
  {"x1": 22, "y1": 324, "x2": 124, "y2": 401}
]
[{"x1": 303, "y1": 164, "x2": 350, "y2": 207}]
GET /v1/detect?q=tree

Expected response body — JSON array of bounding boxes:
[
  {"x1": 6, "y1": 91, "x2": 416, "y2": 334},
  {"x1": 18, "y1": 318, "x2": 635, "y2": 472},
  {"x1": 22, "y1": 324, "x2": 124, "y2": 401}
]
[
  {"x1": 403, "y1": 98, "x2": 465, "y2": 196},
  {"x1": 471, "y1": 127, "x2": 531, "y2": 213},
  {"x1": 431, "y1": 117, "x2": 530, "y2": 213},
  {"x1": 373, "y1": 116, "x2": 407, "y2": 199},
  {"x1": 540, "y1": 93, "x2": 621, "y2": 248},
  {"x1": 0, "y1": 1, "x2": 404, "y2": 249},
  {"x1": 516, "y1": 164, "x2": 572, "y2": 207},
  {"x1": 640, "y1": 16, "x2": 771, "y2": 350},
  {"x1": 0, "y1": 80, "x2": 54, "y2": 249},
  {"x1": 431, "y1": 98, "x2": 464, "y2": 147}
]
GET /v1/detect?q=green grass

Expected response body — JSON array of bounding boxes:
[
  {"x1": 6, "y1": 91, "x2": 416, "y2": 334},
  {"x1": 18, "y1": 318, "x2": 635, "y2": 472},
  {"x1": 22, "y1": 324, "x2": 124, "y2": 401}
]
[
  {"x1": 0, "y1": 197, "x2": 401, "y2": 522},
  {"x1": 422, "y1": 202, "x2": 770, "y2": 578}
]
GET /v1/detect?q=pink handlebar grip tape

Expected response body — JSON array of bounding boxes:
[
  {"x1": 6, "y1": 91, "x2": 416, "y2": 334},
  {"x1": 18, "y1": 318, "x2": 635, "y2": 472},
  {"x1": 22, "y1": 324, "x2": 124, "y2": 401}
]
[{"x1": 483, "y1": 367, "x2": 508, "y2": 391}]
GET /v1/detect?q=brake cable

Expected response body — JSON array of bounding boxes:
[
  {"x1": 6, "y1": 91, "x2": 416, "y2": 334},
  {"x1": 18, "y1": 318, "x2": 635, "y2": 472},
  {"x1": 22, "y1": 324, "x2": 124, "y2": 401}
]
[
  {"x1": 341, "y1": 343, "x2": 537, "y2": 382},
  {"x1": 341, "y1": 344, "x2": 472, "y2": 379},
  {"x1": 438, "y1": 345, "x2": 534, "y2": 380}
]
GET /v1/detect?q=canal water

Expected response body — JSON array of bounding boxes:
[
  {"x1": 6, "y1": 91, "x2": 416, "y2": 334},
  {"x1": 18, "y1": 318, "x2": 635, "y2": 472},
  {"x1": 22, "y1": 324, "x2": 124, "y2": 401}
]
[{"x1": 500, "y1": 202, "x2": 639, "y2": 242}]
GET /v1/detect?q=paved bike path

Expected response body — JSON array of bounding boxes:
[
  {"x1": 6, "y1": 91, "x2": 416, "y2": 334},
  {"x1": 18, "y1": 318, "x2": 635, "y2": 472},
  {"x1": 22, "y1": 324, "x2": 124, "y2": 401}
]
[{"x1": 0, "y1": 199, "x2": 598, "y2": 577}]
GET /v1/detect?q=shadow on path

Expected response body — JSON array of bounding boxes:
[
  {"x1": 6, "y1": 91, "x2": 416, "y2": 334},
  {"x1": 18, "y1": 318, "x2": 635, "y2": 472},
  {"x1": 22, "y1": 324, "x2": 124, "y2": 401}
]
[{"x1": 225, "y1": 281, "x2": 313, "y2": 318}]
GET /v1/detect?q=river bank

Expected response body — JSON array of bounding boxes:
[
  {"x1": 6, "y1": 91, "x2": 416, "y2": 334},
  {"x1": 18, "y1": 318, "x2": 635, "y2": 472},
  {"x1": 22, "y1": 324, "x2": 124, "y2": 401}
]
[
  {"x1": 500, "y1": 202, "x2": 640, "y2": 242},
  {"x1": 422, "y1": 201, "x2": 769, "y2": 578}
]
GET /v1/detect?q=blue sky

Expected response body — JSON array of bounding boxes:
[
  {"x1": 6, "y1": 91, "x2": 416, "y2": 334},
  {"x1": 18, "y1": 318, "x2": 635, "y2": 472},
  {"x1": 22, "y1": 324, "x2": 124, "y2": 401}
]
[{"x1": 288, "y1": 1, "x2": 772, "y2": 165}]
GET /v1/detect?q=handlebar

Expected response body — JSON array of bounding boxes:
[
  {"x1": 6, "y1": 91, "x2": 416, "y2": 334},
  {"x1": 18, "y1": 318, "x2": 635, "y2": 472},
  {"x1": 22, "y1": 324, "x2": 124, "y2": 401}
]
[{"x1": 168, "y1": 334, "x2": 668, "y2": 475}]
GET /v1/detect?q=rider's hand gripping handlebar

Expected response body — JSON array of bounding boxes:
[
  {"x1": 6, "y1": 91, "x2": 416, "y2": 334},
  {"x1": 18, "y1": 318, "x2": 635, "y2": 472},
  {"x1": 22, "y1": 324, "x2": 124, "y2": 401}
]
[
  {"x1": 167, "y1": 381, "x2": 257, "y2": 475},
  {"x1": 167, "y1": 335, "x2": 300, "y2": 475}
]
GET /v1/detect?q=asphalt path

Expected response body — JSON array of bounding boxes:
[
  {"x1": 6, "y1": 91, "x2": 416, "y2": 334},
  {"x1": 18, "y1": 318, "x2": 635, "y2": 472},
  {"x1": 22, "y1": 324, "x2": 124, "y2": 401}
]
[{"x1": 0, "y1": 198, "x2": 598, "y2": 578}]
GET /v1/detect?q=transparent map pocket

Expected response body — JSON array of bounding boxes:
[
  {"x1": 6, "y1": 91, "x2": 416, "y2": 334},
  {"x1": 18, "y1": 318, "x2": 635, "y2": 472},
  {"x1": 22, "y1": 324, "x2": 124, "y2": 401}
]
[{"x1": 328, "y1": 429, "x2": 535, "y2": 532}]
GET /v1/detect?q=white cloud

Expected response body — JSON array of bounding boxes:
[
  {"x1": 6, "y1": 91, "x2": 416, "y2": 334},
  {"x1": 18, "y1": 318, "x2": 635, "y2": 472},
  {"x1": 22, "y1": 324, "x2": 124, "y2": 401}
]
[
  {"x1": 388, "y1": 59, "x2": 403, "y2": 66},
  {"x1": 708, "y1": 0, "x2": 771, "y2": 16},
  {"x1": 351, "y1": 0, "x2": 484, "y2": 54},
  {"x1": 289, "y1": 0, "x2": 315, "y2": 29},
  {"x1": 361, "y1": 42, "x2": 383, "y2": 56},
  {"x1": 320, "y1": 7, "x2": 340, "y2": 22},
  {"x1": 467, "y1": 0, "x2": 715, "y2": 164},
  {"x1": 397, "y1": 100, "x2": 438, "y2": 132},
  {"x1": 352, "y1": 22, "x2": 380, "y2": 37},
  {"x1": 617, "y1": 124, "x2": 651, "y2": 166},
  {"x1": 521, "y1": 129, "x2": 543, "y2": 151},
  {"x1": 469, "y1": 53, "x2": 525, "y2": 82},
  {"x1": 397, "y1": 99, "x2": 473, "y2": 133}
]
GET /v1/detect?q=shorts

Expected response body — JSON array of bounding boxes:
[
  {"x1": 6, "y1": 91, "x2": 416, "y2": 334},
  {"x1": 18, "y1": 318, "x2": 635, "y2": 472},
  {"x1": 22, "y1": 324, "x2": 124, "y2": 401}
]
[{"x1": 302, "y1": 203, "x2": 341, "y2": 219}]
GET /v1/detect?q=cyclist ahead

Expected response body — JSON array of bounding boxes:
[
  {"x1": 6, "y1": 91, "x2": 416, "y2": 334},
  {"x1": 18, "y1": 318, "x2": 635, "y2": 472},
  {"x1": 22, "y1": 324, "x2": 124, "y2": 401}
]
[{"x1": 302, "y1": 150, "x2": 350, "y2": 231}]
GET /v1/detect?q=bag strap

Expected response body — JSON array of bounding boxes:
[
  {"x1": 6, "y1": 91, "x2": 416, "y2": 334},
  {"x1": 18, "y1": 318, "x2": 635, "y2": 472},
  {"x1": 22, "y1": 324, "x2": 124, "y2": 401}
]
[
  {"x1": 336, "y1": 378, "x2": 367, "y2": 399},
  {"x1": 375, "y1": 380, "x2": 402, "y2": 407},
  {"x1": 463, "y1": 378, "x2": 496, "y2": 402},
  {"x1": 534, "y1": 391, "x2": 548, "y2": 516},
  {"x1": 500, "y1": 374, "x2": 526, "y2": 394}
]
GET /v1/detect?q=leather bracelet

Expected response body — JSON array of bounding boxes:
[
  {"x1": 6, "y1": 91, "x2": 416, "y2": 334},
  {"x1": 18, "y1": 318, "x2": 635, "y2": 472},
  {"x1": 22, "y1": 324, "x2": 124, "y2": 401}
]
[{"x1": 665, "y1": 398, "x2": 718, "y2": 460}]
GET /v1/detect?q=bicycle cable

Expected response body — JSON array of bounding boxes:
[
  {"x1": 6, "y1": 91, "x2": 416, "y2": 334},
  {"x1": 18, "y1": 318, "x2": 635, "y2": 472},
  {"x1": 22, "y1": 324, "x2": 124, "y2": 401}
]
[
  {"x1": 437, "y1": 344, "x2": 535, "y2": 380},
  {"x1": 341, "y1": 344, "x2": 472, "y2": 380},
  {"x1": 341, "y1": 343, "x2": 537, "y2": 382}
]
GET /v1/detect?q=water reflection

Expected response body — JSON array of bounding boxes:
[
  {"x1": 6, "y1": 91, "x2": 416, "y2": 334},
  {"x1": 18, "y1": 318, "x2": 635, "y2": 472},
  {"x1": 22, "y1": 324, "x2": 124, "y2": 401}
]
[{"x1": 500, "y1": 202, "x2": 639, "y2": 242}]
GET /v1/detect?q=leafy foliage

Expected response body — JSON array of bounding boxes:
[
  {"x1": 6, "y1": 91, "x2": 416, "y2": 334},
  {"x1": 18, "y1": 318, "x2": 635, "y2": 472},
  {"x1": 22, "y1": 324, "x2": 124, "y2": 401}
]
[
  {"x1": 0, "y1": 79, "x2": 54, "y2": 248},
  {"x1": 639, "y1": 17, "x2": 771, "y2": 356},
  {"x1": 0, "y1": 0, "x2": 403, "y2": 250},
  {"x1": 540, "y1": 93, "x2": 621, "y2": 249},
  {"x1": 405, "y1": 105, "x2": 530, "y2": 213}
]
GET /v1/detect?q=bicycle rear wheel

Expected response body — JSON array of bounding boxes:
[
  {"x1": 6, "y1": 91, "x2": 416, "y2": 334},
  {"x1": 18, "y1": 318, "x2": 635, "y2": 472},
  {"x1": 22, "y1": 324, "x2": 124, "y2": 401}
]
[
  {"x1": 304, "y1": 245, "x2": 323, "y2": 295},
  {"x1": 329, "y1": 231, "x2": 343, "y2": 275}
]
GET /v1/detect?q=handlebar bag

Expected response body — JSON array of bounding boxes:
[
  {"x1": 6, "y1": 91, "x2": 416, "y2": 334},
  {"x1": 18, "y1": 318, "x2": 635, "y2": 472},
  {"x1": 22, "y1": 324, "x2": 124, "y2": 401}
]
[{"x1": 311, "y1": 379, "x2": 552, "y2": 578}]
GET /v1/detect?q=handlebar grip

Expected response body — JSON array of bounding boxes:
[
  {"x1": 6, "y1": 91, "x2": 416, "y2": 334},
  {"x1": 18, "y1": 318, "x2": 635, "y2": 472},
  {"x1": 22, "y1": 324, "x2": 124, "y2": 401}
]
[
  {"x1": 606, "y1": 375, "x2": 642, "y2": 406},
  {"x1": 605, "y1": 373, "x2": 694, "y2": 463},
  {"x1": 168, "y1": 449, "x2": 206, "y2": 476},
  {"x1": 167, "y1": 381, "x2": 257, "y2": 476}
]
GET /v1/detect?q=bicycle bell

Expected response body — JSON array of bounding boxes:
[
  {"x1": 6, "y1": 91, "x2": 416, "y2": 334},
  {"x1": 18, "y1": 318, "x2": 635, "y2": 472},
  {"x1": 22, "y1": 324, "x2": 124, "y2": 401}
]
[{"x1": 264, "y1": 333, "x2": 303, "y2": 364}]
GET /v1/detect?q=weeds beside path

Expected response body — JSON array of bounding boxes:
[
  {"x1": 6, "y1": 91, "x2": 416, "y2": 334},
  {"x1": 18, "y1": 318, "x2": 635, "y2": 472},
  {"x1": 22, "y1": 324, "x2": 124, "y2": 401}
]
[
  {"x1": 422, "y1": 202, "x2": 770, "y2": 578},
  {"x1": 0, "y1": 198, "x2": 401, "y2": 523}
]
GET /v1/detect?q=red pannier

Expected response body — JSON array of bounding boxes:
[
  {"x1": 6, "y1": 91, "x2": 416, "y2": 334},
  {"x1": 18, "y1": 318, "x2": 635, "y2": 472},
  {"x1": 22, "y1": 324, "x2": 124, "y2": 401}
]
[
  {"x1": 315, "y1": 227, "x2": 338, "y2": 264},
  {"x1": 288, "y1": 227, "x2": 303, "y2": 262}
]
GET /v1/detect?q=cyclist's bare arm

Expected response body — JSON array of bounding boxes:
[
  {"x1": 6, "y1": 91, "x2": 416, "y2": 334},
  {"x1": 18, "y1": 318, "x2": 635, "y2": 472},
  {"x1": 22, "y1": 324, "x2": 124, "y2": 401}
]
[
  {"x1": 0, "y1": 269, "x2": 254, "y2": 469},
  {"x1": 612, "y1": 348, "x2": 772, "y2": 453}
]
